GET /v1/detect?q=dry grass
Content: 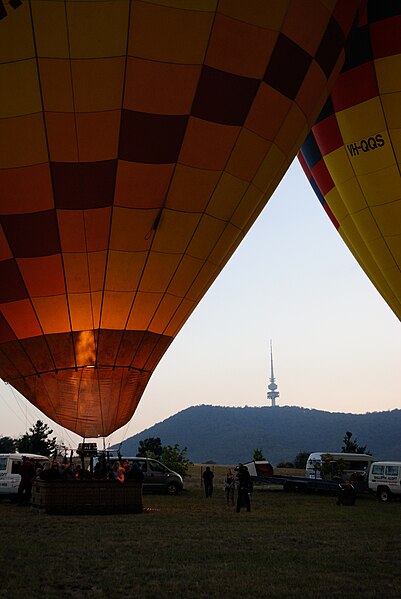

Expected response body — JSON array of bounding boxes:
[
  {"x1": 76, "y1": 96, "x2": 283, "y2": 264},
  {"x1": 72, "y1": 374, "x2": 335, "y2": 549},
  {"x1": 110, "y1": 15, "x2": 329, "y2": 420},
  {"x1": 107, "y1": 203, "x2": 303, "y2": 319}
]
[{"x1": 1, "y1": 468, "x2": 400, "y2": 598}]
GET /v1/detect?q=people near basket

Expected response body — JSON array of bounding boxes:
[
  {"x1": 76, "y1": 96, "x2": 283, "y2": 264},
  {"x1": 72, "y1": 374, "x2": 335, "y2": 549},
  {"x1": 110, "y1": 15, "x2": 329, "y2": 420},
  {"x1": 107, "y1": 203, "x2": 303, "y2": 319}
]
[
  {"x1": 17, "y1": 456, "x2": 36, "y2": 505},
  {"x1": 112, "y1": 461, "x2": 125, "y2": 484}
]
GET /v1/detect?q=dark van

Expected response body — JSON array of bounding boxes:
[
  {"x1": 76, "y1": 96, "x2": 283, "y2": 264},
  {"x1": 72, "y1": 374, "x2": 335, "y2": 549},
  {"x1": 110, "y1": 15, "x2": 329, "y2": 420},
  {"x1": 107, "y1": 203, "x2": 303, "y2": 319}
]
[{"x1": 94, "y1": 455, "x2": 183, "y2": 495}]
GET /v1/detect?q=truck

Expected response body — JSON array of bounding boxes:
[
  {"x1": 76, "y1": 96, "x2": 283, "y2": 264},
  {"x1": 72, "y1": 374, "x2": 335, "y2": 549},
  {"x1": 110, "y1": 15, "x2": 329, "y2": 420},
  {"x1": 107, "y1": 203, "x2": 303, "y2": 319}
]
[
  {"x1": 0, "y1": 453, "x2": 50, "y2": 497},
  {"x1": 242, "y1": 459, "x2": 342, "y2": 494},
  {"x1": 368, "y1": 461, "x2": 401, "y2": 502},
  {"x1": 243, "y1": 452, "x2": 378, "y2": 495}
]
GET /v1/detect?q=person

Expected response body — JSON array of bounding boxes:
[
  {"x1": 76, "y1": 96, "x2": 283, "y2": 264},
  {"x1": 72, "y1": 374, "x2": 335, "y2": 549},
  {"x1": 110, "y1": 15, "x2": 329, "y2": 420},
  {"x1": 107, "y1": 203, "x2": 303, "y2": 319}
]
[
  {"x1": 202, "y1": 466, "x2": 214, "y2": 498},
  {"x1": 112, "y1": 461, "x2": 125, "y2": 484},
  {"x1": 93, "y1": 455, "x2": 108, "y2": 479},
  {"x1": 337, "y1": 479, "x2": 356, "y2": 506},
  {"x1": 18, "y1": 456, "x2": 36, "y2": 505},
  {"x1": 126, "y1": 461, "x2": 145, "y2": 482},
  {"x1": 48, "y1": 460, "x2": 61, "y2": 480},
  {"x1": 59, "y1": 462, "x2": 75, "y2": 481},
  {"x1": 236, "y1": 463, "x2": 252, "y2": 513},
  {"x1": 223, "y1": 468, "x2": 235, "y2": 506}
]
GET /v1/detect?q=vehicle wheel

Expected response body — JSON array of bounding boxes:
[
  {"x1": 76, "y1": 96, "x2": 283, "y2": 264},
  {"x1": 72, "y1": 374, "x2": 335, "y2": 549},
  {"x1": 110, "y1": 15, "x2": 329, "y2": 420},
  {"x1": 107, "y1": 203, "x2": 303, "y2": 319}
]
[
  {"x1": 166, "y1": 482, "x2": 179, "y2": 495},
  {"x1": 377, "y1": 487, "x2": 392, "y2": 502}
]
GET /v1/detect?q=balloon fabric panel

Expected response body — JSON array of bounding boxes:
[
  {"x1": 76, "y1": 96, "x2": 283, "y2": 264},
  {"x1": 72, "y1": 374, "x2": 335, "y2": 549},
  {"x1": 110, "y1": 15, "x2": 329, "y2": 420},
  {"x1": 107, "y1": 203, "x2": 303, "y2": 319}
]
[
  {"x1": 299, "y1": 1, "x2": 401, "y2": 321},
  {"x1": 0, "y1": 0, "x2": 361, "y2": 437}
]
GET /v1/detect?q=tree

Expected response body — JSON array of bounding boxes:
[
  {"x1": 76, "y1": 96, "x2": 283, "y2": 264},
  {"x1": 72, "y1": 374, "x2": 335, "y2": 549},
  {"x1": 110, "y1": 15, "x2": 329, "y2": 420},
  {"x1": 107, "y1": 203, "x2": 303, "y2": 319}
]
[
  {"x1": 0, "y1": 436, "x2": 16, "y2": 452},
  {"x1": 294, "y1": 451, "x2": 310, "y2": 469},
  {"x1": 16, "y1": 420, "x2": 57, "y2": 457},
  {"x1": 341, "y1": 431, "x2": 370, "y2": 454},
  {"x1": 137, "y1": 437, "x2": 163, "y2": 459},
  {"x1": 253, "y1": 448, "x2": 265, "y2": 460},
  {"x1": 161, "y1": 444, "x2": 193, "y2": 479}
]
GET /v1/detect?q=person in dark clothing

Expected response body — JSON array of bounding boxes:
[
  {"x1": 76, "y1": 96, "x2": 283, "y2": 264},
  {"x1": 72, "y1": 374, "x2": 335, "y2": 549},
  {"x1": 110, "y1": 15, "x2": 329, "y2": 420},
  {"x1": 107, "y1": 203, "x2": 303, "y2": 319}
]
[
  {"x1": 126, "y1": 462, "x2": 145, "y2": 482},
  {"x1": 18, "y1": 457, "x2": 36, "y2": 505},
  {"x1": 93, "y1": 455, "x2": 108, "y2": 479},
  {"x1": 235, "y1": 464, "x2": 252, "y2": 513},
  {"x1": 202, "y1": 466, "x2": 214, "y2": 498}
]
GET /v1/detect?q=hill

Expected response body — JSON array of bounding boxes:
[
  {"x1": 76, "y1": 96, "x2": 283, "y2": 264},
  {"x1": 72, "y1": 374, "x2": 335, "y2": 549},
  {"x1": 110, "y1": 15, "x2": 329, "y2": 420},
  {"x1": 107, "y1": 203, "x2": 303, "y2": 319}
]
[{"x1": 116, "y1": 405, "x2": 401, "y2": 466}]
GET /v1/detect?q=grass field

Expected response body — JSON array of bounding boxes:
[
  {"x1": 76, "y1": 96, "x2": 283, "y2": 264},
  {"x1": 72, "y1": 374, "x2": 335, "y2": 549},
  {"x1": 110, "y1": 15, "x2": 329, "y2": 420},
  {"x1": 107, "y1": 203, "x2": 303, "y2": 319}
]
[{"x1": 1, "y1": 467, "x2": 400, "y2": 598}]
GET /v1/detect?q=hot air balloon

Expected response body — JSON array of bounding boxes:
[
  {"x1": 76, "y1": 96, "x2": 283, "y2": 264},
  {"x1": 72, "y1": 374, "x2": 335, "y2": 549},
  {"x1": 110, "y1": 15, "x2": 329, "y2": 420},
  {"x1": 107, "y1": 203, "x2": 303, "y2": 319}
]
[
  {"x1": 300, "y1": 1, "x2": 401, "y2": 320},
  {"x1": 0, "y1": 0, "x2": 360, "y2": 438}
]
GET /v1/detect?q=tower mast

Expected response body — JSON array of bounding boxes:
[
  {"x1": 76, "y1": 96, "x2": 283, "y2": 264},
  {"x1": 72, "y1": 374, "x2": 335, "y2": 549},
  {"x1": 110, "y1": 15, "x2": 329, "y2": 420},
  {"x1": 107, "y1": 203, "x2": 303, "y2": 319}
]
[{"x1": 267, "y1": 340, "x2": 279, "y2": 407}]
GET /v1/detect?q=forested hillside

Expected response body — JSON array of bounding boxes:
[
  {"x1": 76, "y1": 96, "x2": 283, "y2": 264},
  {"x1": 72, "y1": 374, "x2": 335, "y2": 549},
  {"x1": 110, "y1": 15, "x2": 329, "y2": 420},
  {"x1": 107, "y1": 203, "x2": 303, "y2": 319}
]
[{"x1": 117, "y1": 405, "x2": 401, "y2": 466}]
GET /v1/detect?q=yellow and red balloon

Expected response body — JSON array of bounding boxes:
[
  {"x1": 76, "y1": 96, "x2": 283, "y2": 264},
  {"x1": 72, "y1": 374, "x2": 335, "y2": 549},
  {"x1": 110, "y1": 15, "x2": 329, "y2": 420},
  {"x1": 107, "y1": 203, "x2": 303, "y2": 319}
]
[{"x1": 300, "y1": 2, "x2": 401, "y2": 320}]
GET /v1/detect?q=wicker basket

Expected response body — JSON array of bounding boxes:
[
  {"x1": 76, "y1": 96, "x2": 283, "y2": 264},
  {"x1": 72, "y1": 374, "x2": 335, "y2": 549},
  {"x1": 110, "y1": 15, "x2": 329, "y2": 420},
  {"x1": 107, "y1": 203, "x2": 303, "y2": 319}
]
[{"x1": 32, "y1": 480, "x2": 143, "y2": 514}]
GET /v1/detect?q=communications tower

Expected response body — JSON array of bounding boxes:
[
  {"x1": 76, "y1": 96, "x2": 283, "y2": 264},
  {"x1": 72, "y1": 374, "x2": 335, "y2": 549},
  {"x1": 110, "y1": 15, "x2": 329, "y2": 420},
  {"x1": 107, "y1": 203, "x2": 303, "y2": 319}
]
[{"x1": 267, "y1": 340, "x2": 279, "y2": 407}]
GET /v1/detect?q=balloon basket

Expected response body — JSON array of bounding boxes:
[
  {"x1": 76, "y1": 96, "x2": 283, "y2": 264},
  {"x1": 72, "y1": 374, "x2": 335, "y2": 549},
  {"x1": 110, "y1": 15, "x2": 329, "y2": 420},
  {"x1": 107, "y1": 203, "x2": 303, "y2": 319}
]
[{"x1": 31, "y1": 480, "x2": 143, "y2": 515}]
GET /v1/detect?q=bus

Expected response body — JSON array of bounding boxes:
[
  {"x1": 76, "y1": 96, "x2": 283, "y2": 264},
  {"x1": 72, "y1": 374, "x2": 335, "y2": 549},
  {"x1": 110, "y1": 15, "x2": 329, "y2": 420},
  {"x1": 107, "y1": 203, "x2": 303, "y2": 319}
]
[{"x1": 305, "y1": 452, "x2": 377, "y2": 487}]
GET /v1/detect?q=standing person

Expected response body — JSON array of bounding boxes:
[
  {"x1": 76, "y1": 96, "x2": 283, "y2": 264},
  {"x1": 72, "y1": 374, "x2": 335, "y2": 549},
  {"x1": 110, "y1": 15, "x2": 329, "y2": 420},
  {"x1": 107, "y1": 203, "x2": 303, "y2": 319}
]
[
  {"x1": 202, "y1": 466, "x2": 214, "y2": 498},
  {"x1": 223, "y1": 468, "x2": 236, "y2": 506},
  {"x1": 18, "y1": 456, "x2": 36, "y2": 505},
  {"x1": 236, "y1": 464, "x2": 252, "y2": 513},
  {"x1": 112, "y1": 461, "x2": 125, "y2": 484}
]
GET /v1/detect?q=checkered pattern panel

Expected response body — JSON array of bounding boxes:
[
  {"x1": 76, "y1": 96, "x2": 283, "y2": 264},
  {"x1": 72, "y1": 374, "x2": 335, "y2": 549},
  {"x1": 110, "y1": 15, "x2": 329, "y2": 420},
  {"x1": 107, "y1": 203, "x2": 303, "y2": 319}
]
[{"x1": 0, "y1": 0, "x2": 359, "y2": 437}]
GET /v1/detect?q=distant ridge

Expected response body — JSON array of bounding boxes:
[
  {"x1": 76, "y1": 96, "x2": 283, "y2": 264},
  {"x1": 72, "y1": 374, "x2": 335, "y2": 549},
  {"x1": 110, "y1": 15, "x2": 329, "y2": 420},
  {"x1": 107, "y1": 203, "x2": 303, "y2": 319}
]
[{"x1": 116, "y1": 405, "x2": 401, "y2": 466}]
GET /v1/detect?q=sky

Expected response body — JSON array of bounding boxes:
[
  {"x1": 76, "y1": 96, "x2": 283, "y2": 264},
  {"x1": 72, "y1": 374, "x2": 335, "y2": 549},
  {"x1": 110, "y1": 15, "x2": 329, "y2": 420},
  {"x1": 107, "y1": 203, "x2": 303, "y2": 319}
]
[{"x1": 1, "y1": 159, "x2": 400, "y2": 451}]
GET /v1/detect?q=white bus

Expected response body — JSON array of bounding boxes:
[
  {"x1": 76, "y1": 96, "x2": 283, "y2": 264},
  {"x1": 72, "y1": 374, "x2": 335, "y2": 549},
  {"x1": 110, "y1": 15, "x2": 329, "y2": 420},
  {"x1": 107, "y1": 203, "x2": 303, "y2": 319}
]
[{"x1": 306, "y1": 452, "x2": 377, "y2": 484}]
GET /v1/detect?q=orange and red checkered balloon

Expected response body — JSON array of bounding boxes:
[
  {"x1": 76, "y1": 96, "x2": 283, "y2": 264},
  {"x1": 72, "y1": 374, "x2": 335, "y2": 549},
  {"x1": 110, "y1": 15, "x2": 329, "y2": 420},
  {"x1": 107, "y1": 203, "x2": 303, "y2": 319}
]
[{"x1": 0, "y1": 1, "x2": 360, "y2": 437}]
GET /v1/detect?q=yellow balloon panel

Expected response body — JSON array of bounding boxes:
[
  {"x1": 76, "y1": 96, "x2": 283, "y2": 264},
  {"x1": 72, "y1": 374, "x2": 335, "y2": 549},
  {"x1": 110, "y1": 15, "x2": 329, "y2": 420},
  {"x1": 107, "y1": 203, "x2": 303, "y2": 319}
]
[{"x1": 300, "y1": 2, "x2": 401, "y2": 321}]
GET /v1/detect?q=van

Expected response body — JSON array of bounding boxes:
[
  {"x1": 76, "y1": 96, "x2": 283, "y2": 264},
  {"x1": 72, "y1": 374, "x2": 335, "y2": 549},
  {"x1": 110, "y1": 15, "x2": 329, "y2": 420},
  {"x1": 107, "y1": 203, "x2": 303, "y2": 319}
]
[
  {"x1": 368, "y1": 461, "x2": 401, "y2": 502},
  {"x1": 305, "y1": 452, "x2": 376, "y2": 489},
  {"x1": 0, "y1": 453, "x2": 50, "y2": 497},
  {"x1": 94, "y1": 454, "x2": 184, "y2": 495}
]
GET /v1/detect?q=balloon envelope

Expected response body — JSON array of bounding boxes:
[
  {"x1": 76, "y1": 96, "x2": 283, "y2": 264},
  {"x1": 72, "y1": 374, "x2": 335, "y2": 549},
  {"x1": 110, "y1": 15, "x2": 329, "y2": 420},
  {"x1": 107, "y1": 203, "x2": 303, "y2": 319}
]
[
  {"x1": 300, "y1": 2, "x2": 401, "y2": 320},
  {"x1": 0, "y1": 1, "x2": 359, "y2": 437}
]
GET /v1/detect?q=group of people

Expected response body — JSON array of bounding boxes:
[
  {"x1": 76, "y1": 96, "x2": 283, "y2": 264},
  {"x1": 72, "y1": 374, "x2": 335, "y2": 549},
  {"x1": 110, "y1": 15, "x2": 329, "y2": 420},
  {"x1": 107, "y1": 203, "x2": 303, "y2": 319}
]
[
  {"x1": 17, "y1": 454, "x2": 145, "y2": 505},
  {"x1": 95, "y1": 456, "x2": 145, "y2": 484},
  {"x1": 202, "y1": 463, "x2": 253, "y2": 512}
]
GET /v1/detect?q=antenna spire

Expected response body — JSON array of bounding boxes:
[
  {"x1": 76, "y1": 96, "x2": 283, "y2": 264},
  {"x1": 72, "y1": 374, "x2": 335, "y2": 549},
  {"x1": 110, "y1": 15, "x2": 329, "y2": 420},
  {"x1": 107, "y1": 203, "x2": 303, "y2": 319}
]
[{"x1": 267, "y1": 340, "x2": 279, "y2": 407}]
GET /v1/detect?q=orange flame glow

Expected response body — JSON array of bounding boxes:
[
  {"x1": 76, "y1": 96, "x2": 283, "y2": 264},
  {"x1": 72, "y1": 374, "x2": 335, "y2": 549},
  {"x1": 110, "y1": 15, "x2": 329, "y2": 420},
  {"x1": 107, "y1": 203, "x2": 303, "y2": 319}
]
[{"x1": 75, "y1": 331, "x2": 96, "y2": 366}]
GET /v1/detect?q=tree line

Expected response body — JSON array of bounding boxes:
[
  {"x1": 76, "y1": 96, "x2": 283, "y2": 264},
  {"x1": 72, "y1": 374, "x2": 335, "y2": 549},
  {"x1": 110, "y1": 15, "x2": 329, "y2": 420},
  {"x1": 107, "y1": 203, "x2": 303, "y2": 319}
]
[
  {"x1": 0, "y1": 420, "x2": 56, "y2": 456},
  {"x1": 1, "y1": 424, "x2": 368, "y2": 476}
]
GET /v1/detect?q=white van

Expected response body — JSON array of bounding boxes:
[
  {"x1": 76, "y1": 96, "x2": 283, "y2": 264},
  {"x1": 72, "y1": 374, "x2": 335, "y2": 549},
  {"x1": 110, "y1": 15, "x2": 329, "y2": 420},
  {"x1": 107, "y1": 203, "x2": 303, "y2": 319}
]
[
  {"x1": 306, "y1": 452, "x2": 376, "y2": 484},
  {"x1": 368, "y1": 461, "x2": 401, "y2": 502},
  {"x1": 0, "y1": 453, "x2": 49, "y2": 496}
]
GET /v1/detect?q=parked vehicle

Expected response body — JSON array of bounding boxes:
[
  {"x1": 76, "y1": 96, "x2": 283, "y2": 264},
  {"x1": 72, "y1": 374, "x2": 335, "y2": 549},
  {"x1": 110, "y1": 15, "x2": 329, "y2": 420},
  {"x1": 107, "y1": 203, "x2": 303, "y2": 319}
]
[
  {"x1": 305, "y1": 452, "x2": 376, "y2": 484},
  {"x1": 0, "y1": 453, "x2": 49, "y2": 497},
  {"x1": 242, "y1": 460, "x2": 274, "y2": 478},
  {"x1": 94, "y1": 454, "x2": 184, "y2": 495},
  {"x1": 368, "y1": 461, "x2": 401, "y2": 502},
  {"x1": 242, "y1": 458, "x2": 342, "y2": 494}
]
